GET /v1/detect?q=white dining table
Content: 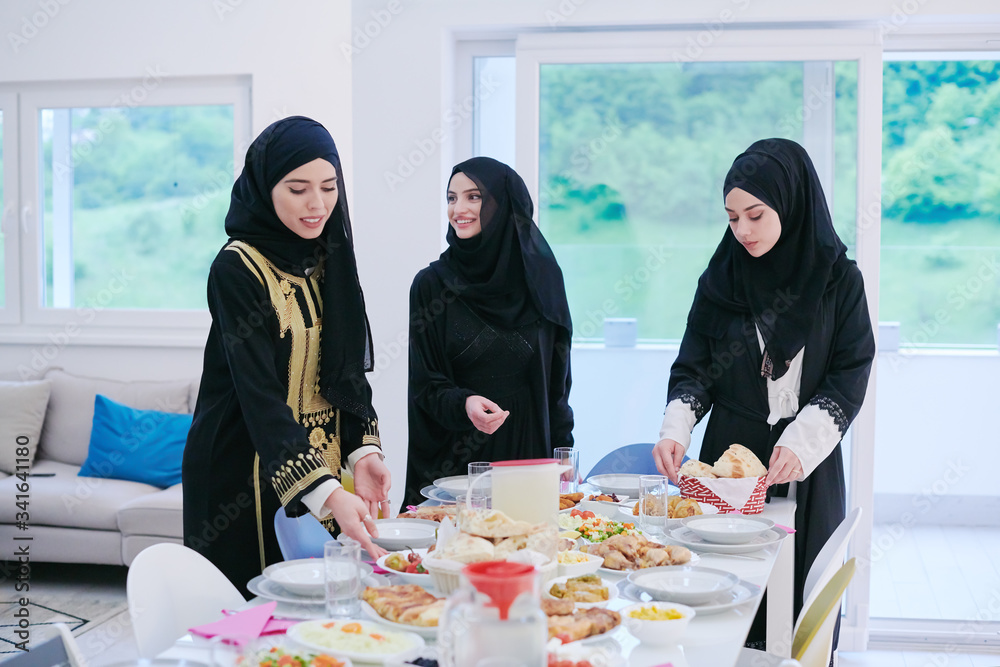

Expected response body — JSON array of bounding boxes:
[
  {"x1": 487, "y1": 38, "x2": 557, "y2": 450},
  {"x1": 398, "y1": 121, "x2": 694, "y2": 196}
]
[{"x1": 158, "y1": 497, "x2": 795, "y2": 667}]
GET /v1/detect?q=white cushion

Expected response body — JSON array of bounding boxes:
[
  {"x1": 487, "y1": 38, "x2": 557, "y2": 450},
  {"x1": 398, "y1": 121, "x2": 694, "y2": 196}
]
[
  {"x1": 0, "y1": 380, "x2": 52, "y2": 474},
  {"x1": 117, "y1": 483, "x2": 184, "y2": 537},
  {"x1": 0, "y1": 460, "x2": 159, "y2": 530},
  {"x1": 38, "y1": 369, "x2": 192, "y2": 466}
]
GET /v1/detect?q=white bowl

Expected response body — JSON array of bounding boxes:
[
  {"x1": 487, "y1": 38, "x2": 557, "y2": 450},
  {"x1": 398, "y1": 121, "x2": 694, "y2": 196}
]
[
  {"x1": 262, "y1": 559, "x2": 325, "y2": 597},
  {"x1": 620, "y1": 601, "x2": 696, "y2": 646},
  {"x1": 543, "y1": 574, "x2": 618, "y2": 608},
  {"x1": 376, "y1": 548, "x2": 432, "y2": 585},
  {"x1": 681, "y1": 514, "x2": 775, "y2": 545},
  {"x1": 422, "y1": 556, "x2": 465, "y2": 595},
  {"x1": 370, "y1": 519, "x2": 439, "y2": 551},
  {"x1": 627, "y1": 565, "x2": 739, "y2": 606},
  {"x1": 556, "y1": 550, "x2": 604, "y2": 578}
]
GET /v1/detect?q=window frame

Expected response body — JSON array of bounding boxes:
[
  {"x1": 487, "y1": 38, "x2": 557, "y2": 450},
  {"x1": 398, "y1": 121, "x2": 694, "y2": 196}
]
[
  {"x1": 0, "y1": 91, "x2": 19, "y2": 324},
  {"x1": 509, "y1": 28, "x2": 884, "y2": 652},
  {"x1": 1, "y1": 75, "x2": 250, "y2": 345}
]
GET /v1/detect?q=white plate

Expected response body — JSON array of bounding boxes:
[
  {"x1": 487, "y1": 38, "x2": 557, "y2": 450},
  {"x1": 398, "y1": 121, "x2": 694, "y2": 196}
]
[
  {"x1": 263, "y1": 559, "x2": 326, "y2": 597},
  {"x1": 543, "y1": 574, "x2": 619, "y2": 608},
  {"x1": 360, "y1": 601, "x2": 440, "y2": 640},
  {"x1": 287, "y1": 618, "x2": 425, "y2": 664},
  {"x1": 586, "y1": 474, "x2": 645, "y2": 497},
  {"x1": 681, "y1": 514, "x2": 775, "y2": 544},
  {"x1": 432, "y1": 475, "x2": 470, "y2": 494},
  {"x1": 369, "y1": 519, "x2": 439, "y2": 551},
  {"x1": 627, "y1": 565, "x2": 740, "y2": 606},
  {"x1": 375, "y1": 549, "x2": 432, "y2": 585},
  {"x1": 666, "y1": 525, "x2": 789, "y2": 555},
  {"x1": 618, "y1": 577, "x2": 763, "y2": 615},
  {"x1": 419, "y1": 485, "x2": 457, "y2": 504},
  {"x1": 247, "y1": 565, "x2": 375, "y2": 605}
]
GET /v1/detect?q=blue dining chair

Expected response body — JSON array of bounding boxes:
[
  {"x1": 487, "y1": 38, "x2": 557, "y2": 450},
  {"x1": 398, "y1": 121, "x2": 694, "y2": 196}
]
[
  {"x1": 585, "y1": 442, "x2": 689, "y2": 485},
  {"x1": 273, "y1": 508, "x2": 334, "y2": 560}
]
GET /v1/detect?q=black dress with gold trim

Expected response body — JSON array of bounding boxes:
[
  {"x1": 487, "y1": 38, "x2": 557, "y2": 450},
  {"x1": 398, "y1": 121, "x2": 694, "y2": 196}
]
[{"x1": 182, "y1": 240, "x2": 380, "y2": 595}]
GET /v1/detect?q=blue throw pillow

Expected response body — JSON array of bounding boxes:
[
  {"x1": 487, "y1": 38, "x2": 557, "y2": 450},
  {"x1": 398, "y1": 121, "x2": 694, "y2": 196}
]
[{"x1": 78, "y1": 394, "x2": 192, "y2": 488}]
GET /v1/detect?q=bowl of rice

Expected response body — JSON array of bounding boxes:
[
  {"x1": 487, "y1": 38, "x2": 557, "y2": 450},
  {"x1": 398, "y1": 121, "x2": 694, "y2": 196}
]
[{"x1": 287, "y1": 619, "x2": 424, "y2": 663}]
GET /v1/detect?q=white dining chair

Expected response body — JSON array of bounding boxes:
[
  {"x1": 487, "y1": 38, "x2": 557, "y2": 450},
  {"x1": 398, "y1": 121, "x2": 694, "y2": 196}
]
[
  {"x1": 737, "y1": 558, "x2": 857, "y2": 667},
  {"x1": 127, "y1": 542, "x2": 246, "y2": 658},
  {"x1": 802, "y1": 507, "x2": 862, "y2": 616}
]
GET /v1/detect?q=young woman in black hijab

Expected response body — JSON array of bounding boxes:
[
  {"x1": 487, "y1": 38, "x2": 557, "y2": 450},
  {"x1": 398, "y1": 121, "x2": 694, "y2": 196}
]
[
  {"x1": 653, "y1": 138, "x2": 875, "y2": 651},
  {"x1": 183, "y1": 116, "x2": 391, "y2": 595},
  {"x1": 403, "y1": 157, "x2": 574, "y2": 508}
]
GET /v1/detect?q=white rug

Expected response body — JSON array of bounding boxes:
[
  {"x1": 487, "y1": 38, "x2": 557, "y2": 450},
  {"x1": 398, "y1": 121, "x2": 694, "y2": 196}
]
[{"x1": 0, "y1": 596, "x2": 128, "y2": 659}]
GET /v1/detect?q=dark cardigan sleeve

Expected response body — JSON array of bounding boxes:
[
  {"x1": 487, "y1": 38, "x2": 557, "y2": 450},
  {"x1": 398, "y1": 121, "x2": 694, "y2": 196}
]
[
  {"x1": 408, "y1": 271, "x2": 475, "y2": 433},
  {"x1": 805, "y1": 262, "x2": 876, "y2": 435},
  {"x1": 666, "y1": 317, "x2": 717, "y2": 425},
  {"x1": 207, "y1": 255, "x2": 336, "y2": 512},
  {"x1": 548, "y1": 325, "x2": 574, "y2": 449}
]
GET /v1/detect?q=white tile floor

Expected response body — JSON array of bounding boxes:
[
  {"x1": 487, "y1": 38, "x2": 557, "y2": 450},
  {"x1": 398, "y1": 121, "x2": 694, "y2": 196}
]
[{"x1": 6, "y1": 527, "x2": 1000, "y2": 667}]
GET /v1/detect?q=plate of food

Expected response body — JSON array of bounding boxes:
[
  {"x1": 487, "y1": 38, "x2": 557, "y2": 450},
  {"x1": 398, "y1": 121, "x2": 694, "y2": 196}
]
[
  {"x1": 543, "y1": 574, "x2": 620, "y2": 608},
  {"x1": 359, "y1": 584, "x2": 444, "y2": 641},
  {"x1": 619, "y1": 496, "x2": 719, "y2": 527},
  {"x1": 543, "y1": 599, "x2": 622, "y2": 645},
  {"x1": 287, "y1": 618, "x2": 425, "y2": 663},
  {"x1": 376, "y1": 549, "x2": 431, "y2": 585},
  {"x1": 579, "y1": 533, "x2": 695, "y2": 574},
  {"x1": 395, "y1": 505, "x2": 456, "y2": 522}
]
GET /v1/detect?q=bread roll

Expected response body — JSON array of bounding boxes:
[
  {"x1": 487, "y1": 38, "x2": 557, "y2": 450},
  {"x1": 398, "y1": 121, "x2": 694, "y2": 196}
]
[
  {"x1": 678, "y1": 460, "x2": 719, "y2": 478},
  {"x1": 712, "y1": 444, "x2": 768, "y2": 478},
  {"x1": 461, "y1": 509, "x2": 535, "y2": 538},
  {"x1": 434, "y1": 532, "x2": 495, "y2": 563}
]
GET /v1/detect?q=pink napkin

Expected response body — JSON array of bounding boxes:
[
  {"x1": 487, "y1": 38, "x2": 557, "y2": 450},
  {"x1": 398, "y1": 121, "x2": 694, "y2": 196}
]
[
  {"x1": 774, "y1": 523, "x2": 797, "y2": 534},
  {"x1": 189, "y1": 601, "x2": 295, "y2": 645}
]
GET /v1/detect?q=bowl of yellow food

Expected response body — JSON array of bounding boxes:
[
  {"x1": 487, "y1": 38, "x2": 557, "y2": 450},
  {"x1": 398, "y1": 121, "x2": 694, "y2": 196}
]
[
  {"x1": 620, "y1": 602, "x2": 696, "y2": 646},
  {"x1": 556, "y1": 550, "x2": 604, "y2": 578}
]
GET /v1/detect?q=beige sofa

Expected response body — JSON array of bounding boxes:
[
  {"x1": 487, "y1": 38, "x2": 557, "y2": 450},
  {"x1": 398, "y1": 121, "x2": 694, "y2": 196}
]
[{"x1": 0, "y1": 369, "x2": 197, "y2": 566}]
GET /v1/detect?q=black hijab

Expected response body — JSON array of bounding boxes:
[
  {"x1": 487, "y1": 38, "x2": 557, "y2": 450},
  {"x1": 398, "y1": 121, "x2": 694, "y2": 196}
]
[
  {"x1": 689, "y1": 138, "x2": 847, "y2": 380},
  {"x1": 432, "y1": 157, "x2": 572, "y2": 334},
  {"x1": 225, "y1": 116, "x2": 375, "y2": 420}
]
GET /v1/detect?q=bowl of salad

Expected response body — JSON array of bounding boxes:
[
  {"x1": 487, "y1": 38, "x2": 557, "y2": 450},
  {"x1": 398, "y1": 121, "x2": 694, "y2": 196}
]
[
  {"x1": 377, "y1": 548, "x2": 431, "y2": 585},
  {"x1": 557, "y1": 508, "x2": 641, "y2": 544}
]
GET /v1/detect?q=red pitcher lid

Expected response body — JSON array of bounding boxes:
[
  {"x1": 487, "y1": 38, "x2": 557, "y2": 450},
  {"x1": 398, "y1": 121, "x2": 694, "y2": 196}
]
[
  {"x1": 490, "y1": 458, "x2": 558, "y2": 467},
  {"x1": 463, "y1": 561, "x2": 536, "y2": 620}
]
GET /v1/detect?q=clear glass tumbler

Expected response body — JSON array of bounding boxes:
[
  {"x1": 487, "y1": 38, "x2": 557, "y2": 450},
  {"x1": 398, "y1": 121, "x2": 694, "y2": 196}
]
[{"x1": 324, "y1": 538, "x2": 361, "y2": 618}]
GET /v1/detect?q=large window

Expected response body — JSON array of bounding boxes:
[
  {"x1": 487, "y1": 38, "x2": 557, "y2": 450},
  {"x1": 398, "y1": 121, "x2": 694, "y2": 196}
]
[
  {"x1": 538, "y1": 60, "x2": 859, "y2": 341},
  {"x1": 880, "y1": 58, "x2": 1000, "y2": 347},
  {"x1": 0, "y1": 77, "x2": 249, "y2": 339},
  {"x1": 38, "y1": 105, "x2": 233, "y2": 310}
]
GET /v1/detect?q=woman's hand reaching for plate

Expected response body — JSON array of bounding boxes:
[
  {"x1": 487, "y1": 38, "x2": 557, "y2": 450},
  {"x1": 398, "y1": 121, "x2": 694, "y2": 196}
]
[{"x1": 653, "y1": 438, "x2": 686, "y2": 484}]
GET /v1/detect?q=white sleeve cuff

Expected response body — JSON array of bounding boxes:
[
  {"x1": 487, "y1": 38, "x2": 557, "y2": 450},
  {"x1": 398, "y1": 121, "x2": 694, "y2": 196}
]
[
  {"x1": 347, "y1": 446, "x2": 384, "y2": 476},
  {"x1": 775, "y1": 403, "x2": 844, "y2": 479},
  {"x1": 302, "y1": 478, "x2": 344, "y2": 519},
  {"x1": 658, "y1": 399, "x2": 696, "y2": 450}
]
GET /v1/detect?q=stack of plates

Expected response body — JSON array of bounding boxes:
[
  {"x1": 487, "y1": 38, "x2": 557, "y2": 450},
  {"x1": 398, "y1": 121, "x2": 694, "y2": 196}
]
[{"x1": 420, "y1": 475, "x2": 471, "y2": 503}]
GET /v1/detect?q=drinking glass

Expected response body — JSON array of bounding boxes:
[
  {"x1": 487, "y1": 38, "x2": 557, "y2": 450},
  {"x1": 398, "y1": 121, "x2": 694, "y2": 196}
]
[
  {"x1": 324, "y1": 538, "x2": 361, "y2": 618},
  {"x1": 467, "y1": 461, "x2": 492, "y2": 509},
  {"x1": 553, "y1": 447, "x2": 580, "y2": 494},
  {"x1": 638, "y1": 475, "x2": 669, "y2": 536}
]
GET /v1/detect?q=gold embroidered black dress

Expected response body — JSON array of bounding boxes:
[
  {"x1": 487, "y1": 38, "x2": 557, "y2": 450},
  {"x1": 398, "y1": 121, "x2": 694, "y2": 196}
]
[{"x1": 183, "y1": 241, "x2": 380, "y2": 595}]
